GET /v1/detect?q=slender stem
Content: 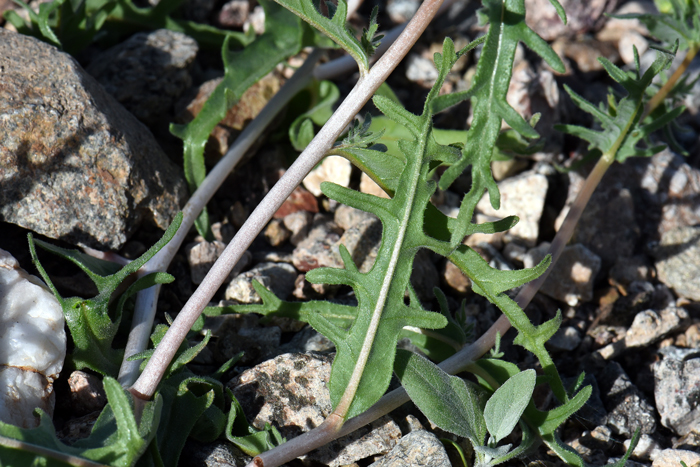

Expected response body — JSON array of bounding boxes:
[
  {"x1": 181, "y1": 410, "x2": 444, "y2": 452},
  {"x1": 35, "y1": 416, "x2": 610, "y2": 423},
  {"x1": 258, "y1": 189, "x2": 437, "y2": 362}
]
[
  {"x1": 643, "y1": 44, "x2": 699, "y2": 119},
  {"x1": 131, "y1": 0, "x2": 443, "y2": 398}
]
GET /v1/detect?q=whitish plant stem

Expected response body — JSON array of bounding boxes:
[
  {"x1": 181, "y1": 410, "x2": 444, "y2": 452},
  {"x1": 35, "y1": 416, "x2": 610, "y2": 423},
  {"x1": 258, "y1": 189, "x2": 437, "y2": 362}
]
[
  {"x1": 644, "y1": 44, "x2": 699, "y2": 119},
  {"x1": 131, "y1": 0, "x2": 445, "y2": 401},
  {"x1": 118, "y1": 50, "x2": 323, "y2": 387}
]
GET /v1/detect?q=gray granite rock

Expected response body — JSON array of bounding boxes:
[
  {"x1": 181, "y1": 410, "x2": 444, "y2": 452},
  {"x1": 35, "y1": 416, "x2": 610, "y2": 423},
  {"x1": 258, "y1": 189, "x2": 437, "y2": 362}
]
[
  {"x1": 476, "y1": 171, "x2": 548, "y2": 247},
  {"x1": 339, "y1": 217, "x2": 382, "y2": 273},
  {"x1": 369, "y1": 430, "x2": 450, "y2": 467},
  {"x1": 524, "y1": 242, "x2": 601, "y2": 306},
  {"x1": 405, "y1": 54, "x2": 439, "y2": 85},
  {"x1": 624, "y1": 433, "x2": 663, "y2": 463},
  {"x1": 547, "y1": 325, "x2": 582, "y2": 351},
  {"x1": 639, "y1": 149, "x2": 700, "y2": 237},
  {"x1": 178, "y1": 439, "x2": 251, "y2": 467},
  {"x1": 653, "y1": 225, "x2": 700, "y2": 301},
  {"x1": 186, "y1": 241, "x2": 251, "y2": 285},
  {"x1": 334, "y1": 204, "x2": 376, "y2": 232},
  {"x1": 217, "y1": 0, "x2": 249, "y2": 28},
  {"x1": 0, "y1": 29, "x2": 187, "y2": 250},
  {"x1": 228, "y1": 353, "x2": 402, "y2": 466},
  {"x1": 386, "y1": 0, "x2": 420, "y2": 23},
  {"x1": 264, "y1": 218, "x2": 291, "y2": 247},
  {"x1": 283, "y1": 210, "x2": 313, "y2": 246},
  {"x1": 225, "y1": 262, "x2": 297, "y2": 303},
  {"x1": 292, "y1": 215, "x2": 344, "y2": 272},
  {"x1": 86, "y1": 29, "x2": 198, "y2": 125},
  {"x1": 651, "y1": 449, "x2": 700, "y2": 467},
  {"x1": 625, "y1": 307, "x2": 689, "y2": 348},
  {"x1": 653, "y1": 348, "x2": 700, "y2": 436},
  {"x1": 597, "y1": 362, "x2": 656, "y2": 436}
]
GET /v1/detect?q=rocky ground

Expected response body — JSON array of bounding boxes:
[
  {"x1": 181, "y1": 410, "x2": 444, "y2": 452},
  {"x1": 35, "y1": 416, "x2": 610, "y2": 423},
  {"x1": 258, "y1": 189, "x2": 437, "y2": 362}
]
[{"x1": 2, "y1": 0, "x2": 700, "y2": 466}]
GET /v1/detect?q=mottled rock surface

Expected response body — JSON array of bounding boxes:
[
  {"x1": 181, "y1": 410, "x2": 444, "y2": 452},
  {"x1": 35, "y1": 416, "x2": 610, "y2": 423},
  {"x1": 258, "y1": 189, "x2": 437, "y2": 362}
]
[
  {"x1": 225, "y1": 262, "x2": 296, "y2": 303},
  {"x1": 653, "y1": 226, "x2": 700, "y2": 301},
  {"x1": 0, "y1": 29, "x2": 186, "y2": 249},
  {"x1": 625, "y1": 307, "x2": 688, "y2": 348},
  {"x1": 86, "y1": 29, "x2": 198, "y2": 126},
  {"x1": 228, "y1": 353, "x2": 402, "y2": 466},
  {"x1": 476, "y1": 171, "x2": 548, "y2": 247},
  {"x1": 597, "y1": 362, "x2": 656, "y2": 436},
  {"x1": 524, "y1": 242, "x2": 601, "y2": 306},
  {"x1": 654, "y1": 349, "x2": 700, "y2": 436},
  {"x1": 369, "y1": 430, "x2": 450, "y2": 467}
]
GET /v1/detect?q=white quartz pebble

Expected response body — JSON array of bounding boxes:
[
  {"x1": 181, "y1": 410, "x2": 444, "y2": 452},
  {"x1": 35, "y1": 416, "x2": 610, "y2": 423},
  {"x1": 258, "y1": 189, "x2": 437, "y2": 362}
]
[{"x1": 0, "y1": 248, "x2": 66, "y2": 428}]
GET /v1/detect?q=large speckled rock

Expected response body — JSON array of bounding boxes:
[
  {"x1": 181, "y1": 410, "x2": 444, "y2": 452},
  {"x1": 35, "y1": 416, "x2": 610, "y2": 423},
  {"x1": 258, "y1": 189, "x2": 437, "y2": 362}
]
[
  {"x1": 0, "y1": 29, "x2": 187, "y2": 250},
  {"x1": 654, "y1": 226, "x2": 700, "y2": 301},
  {"x1": 0, "y1": 248, "x2": 65, "y2": 428},
  {"x1": 86, "y1": 29, "x2": 198, "y2": 126},
  {"x1": 369, "y1": 430, "x2": 450, "y2": 467},
  {"x1": 228, "y1": 353, "x2": 402, "y2": 466}
]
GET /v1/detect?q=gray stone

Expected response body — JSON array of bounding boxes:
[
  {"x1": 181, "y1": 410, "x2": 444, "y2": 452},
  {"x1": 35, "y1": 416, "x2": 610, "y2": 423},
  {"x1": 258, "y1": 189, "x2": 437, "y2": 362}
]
[
  {"x1": 178, "y1": 439, "x2": 251, "y2": 467},
  {"x1": 524, "y1": 0, "x2": 612, "y2": 41},
  {"x1": 442, "y1": 259, "x2": 471, "y2": 295},
  {"x1": 653, "y1": 349, "x2": 700, "y2": 436},
  {"x1": 625, "y1": 307, "x2": 689, "y2": 348},
  {"x1": 386, "y1": 0, "x2": 420, "y2": 23},
  {"x1": 264, "y1": 219, "x2": 291, "y2": 247},
  {"x1": 653, "y1": 225, "x2": 700, "y2": 301},
  {"x1": 338, "y1": 217, "x2": 382, "y2": 273},
  {"x1": 302, "y1": 155, "x2": 352, "y2": 197},
  {"x1": 597, "y1": 362, "x2": 656, "y2": 436},
  {"x1": 410, "y1": 249, "x2": 440, "y2": 305},
  {"x1": 217, "y1": 326, "x2": 281, "y2": 366},
  {"x1": 273, "y1": 325, "x2": 335, "y2": 356},
  {"x1": 186, "y1": 241, "x2": 251, "y2": 285},
  {"x1": 0, "y1": 29, "x2": 187, "y2": 250},
  {"x1": 283, "y1": 210, "x2": 313, "y2": 246},
  {"x1": 228, "y1": 353, "x2": 402, "y2": 467},
  {"x1": 225, "y1": 262, "x2": 297, "y2": 303},
  {"x1": 652, "y1": 449, "x2": 700, "y2": 467},
  {"x1": 217, "y1": 0, "x2": 249, "y2": 28},
  {"x1": 547, "y1": 325, "x2": 582, "y2": 351},
  {"x1": 639, "y1": 149, "x2": 700, "y2": 236},
  {"x1": 476, "y1": 171, "x2": 548, "y2": 247},
  {"x1": 292, "y1": 216, "x2": 344, "y2": 272},
  {"x1": 608, "y1": 255, "x2": 653, "y2": 289},
  {"x1": 524, "y1": 242, "x2": 601, "y2": 306},
  {"x1": 334, "y1": 204, "x2": 376, "y2": 231},
  {"x1": 369, "y1": 430, "x2": 450, "y2": 467},
  {"x1": 405, "y1": 54, "x2": 439, "y2": 85},
  {"x1": 86, "y1": 29, "x2": 197, "y2": 126},
  {"x1": 624, "y1": 433, "x2": 663, "y2": 462}
]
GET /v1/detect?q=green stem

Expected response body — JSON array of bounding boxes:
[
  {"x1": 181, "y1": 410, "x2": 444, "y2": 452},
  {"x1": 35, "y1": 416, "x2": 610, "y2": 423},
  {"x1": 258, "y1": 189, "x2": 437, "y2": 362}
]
[{"x1": 644, "y1": 44, "x2": 699, "y2": 119}]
